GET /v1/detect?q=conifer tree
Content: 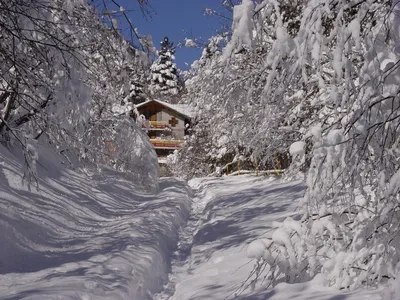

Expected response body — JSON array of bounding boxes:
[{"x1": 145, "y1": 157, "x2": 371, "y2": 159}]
[
  {"x1": 124, "y1": 65, "x2": 148, "y2": 105},
  {"x1": 149, "y1": 37, "x2": 180, "y2": 97}
]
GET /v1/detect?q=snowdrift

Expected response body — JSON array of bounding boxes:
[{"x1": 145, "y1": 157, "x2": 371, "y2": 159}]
[{"x1": 0, "y1": 145, "x2": 192, "y2": 299}]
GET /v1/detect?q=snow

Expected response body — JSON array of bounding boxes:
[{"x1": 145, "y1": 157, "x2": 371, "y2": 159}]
[
  {"x1": 349, "y1": 19, "x2": 361, "y2": 50},
  {"x1": 154, "y1": 176, "x2": 382, "y2": 300},
  {"x1": 307, "y1": 124, "x2": 322, "y2": 141},
  {"x1": 392, "y1": 1, "x2": 400, "y2": 54},
  {"x1": 111, "y1": 101, "x2": 133, "y2": 115},
  {"x1": 0, "y1": 144, "x2": 191, "y2": 299},
  {"x1": 289, "y1": 141, "x2": 306, "y2": 156},
  {"x1": 184, "y1": 38, "x2": 197, "y2": 48},
  {"x1": 387, "y1": 169, "x2": 400, "y2": 196},
  {"x1": 223, "y1": 0, "x2": 254, "y2": 60},
  {"x1": 0, "y1": 147, "x2": 385, "y2": 299},
  {"x1": 247, "y1": 239, "x2": 272, "y2": 259},
  {"x1": 135, "y1": 99, "x2": 193, "y2": 118}
]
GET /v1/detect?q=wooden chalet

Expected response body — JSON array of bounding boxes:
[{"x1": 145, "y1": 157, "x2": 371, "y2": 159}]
[{"x1": 136, "y1": 99, "x2": 192, "y2": 163}]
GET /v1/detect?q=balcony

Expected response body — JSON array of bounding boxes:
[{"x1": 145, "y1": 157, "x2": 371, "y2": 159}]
[
  {"x1": 143, "y1": 121, "x2": 169, "y2": 130},
  {"x1": 150, "y1": 139, "x2": 184, "y2": 149}
]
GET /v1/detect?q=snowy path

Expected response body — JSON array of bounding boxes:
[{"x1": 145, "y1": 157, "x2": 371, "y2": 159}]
[
  {"x1": 154, "y1": 176, "x2": 305, "y2": 300},
  {"x1": 155, "y1": 176, "x2": 382, "y2": 300},
  {"x1": 153, "y1": 178, "x2": 212, "y2": 300}
]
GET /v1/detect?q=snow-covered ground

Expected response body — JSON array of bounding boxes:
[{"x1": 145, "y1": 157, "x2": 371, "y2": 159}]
[
  {"x1": 156, "y1": 176, "x2": 383, "y2": 300},
  {"x1": 0, "y1": 145, "x2": 191, "y2": 299},
  {"x1": 0, "y1": 145, "x2": 383, "y2": 299}
]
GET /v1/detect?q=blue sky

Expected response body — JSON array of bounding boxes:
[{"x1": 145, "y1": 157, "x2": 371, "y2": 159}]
[{"x1": 116, "y1": 0, "x2": 231, "y2": 69}]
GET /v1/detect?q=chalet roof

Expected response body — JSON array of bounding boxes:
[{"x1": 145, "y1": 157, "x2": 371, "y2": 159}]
[{"x1": 135, "y1": 99, "x2": 193, "y2": 119}]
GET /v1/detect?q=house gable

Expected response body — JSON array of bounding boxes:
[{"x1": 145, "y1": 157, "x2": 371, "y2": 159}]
[
  {"x1": 136, "y1": 99, "x2": 192, "y2": 121},
  {"x1": 135, "y1": 99, "x2": 192, "y2": 162}
]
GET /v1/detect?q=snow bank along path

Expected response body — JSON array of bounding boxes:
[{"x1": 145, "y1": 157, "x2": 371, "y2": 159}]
[{"x1": 0, "y1": 145, "x2": 192, "y2": 300}]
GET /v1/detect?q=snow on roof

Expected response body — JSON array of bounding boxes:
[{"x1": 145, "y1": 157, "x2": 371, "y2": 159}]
[{"x1": 135, "y1": 99, "x2": 193, "y2": 118}]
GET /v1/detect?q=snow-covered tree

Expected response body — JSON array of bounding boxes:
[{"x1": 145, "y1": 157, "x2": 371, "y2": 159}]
[
  {"x1": 221, "y1": 0, "x2": 400, "y2": 292},
  {"x1": 149, "y1": 37, "x2": 181, "y2": 98},
  {"x1": 0, "y1": 0, "x2": 159, "y2": 189},
  {"x1": 120, "y1": 63, "x2": 149, "y2": 106},
  {"x1": 169, "y1": 0, "x2": 300, "y2": 177},
  {"x1": 171, "y1": 0, "x2": 400, "y2": 292}
]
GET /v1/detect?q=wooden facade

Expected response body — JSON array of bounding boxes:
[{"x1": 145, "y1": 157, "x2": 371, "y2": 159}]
[{"x1": 136, "y1": 100, "x2": 191, "y2": 162}]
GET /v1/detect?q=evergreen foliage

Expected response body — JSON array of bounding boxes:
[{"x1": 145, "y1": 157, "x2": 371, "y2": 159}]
[{"x1": 149, "y1": 37, "x2": 181, "y2": 98}]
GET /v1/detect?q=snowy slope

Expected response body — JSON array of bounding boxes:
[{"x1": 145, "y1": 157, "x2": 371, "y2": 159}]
[
  {"x1": 155, "y1": 176, "x2": 383, "y2": 300},
  {"x1": 0, "y1": 145, "x2": 192, "y2": 300}
]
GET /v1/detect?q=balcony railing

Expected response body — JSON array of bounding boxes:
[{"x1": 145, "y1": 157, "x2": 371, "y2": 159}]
[
  {"x1": 150, "y1": 139, "x2": 184, "y2": 149},
  {"x1": 143, "y1": 121, "x2": 169, "y2": 129}
]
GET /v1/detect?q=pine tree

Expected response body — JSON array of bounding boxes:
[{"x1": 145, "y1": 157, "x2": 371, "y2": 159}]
[
  {"x1": 123, "y1": 64, "x2": 148, "y2": 105},
  {"x1": 149, "y1": 37, "x2": 180, "y2": 97}
]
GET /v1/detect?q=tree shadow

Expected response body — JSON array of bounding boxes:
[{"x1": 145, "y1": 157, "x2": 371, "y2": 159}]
[
  {"x1": 189, "y1": 183, "x2": 305, "y2": 261},
  {"x1": 235, "y1": 289, "x2": 276, "y2": 300},
  {"x1": 165, "y1": 179, "x2": 306, "y2": 299},
  {"x1": 0, "y1": 155, "x2": 191, "y2": 287}
]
